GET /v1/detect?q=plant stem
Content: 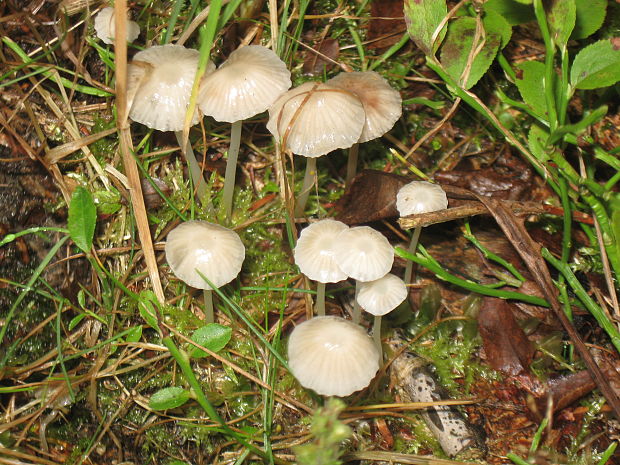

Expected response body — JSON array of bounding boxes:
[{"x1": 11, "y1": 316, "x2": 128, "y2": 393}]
[
  {"x1": 222, "y1": 120, "x2": 242, "y2": 221},
  {"x1": 353, "y1": 281, "x2": 361, "y2": 324},
  {"x1": 403, "y1": 227, "x2": 422, "y2": 285},
  {"x1": 533, "y1": 0, "x2": 558, "y2": 132},
  {"x1": 346, "y1": 143, "x2": 359, "y2": 187},
  {"x1": 204, "y1": 288, "x2": 214, "y2": 324},
  {"x1": 316, "y1": 281, "x2": 326, "y2": 316},
  {"x1": 295, "y1": 156, "x2": 317, "y2": 217},
  {"x1": 175, "y1": 131, "x2": 209, "y2": 202},
  {"x1": 373, "y1": 315, "x2": 382, "y2": 360}
]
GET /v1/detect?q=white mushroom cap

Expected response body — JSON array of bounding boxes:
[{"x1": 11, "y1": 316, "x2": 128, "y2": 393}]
[
  {"x1": 327, "y1": 71, "x2": 402, "y2": 143},
  {"x1": 165, "y1": 220, "x2": 245, "y2": 289},
  {"x1": 198, "y1": 45, "x2": 291, "y2": 123},
  {"x1": 294, "y1": 219, "x2": 349, "y2": 283},
  {"x1": 357, "y1": 273, "x2": 407, "y2": 316},
  {"x1": 288, "y1": 316, "x2": 380, "y2": 396},
  {"x1": 94, "y1": 7, "x2": 140, "y2": 45},
  {"x1": 128, "y1": 44, "x2": 215, "y2": 132},
  {"x1": 396, "y1": 181, "x2": 448, "y2": 217},
  {"x1": 333, "y1": 226, "x2": 394, "y2": 282},
  {"x1": 266, "y1": 82, "x2": 365, "y2": 158}
]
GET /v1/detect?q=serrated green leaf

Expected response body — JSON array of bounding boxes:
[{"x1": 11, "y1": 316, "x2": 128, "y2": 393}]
[
  {"x1": 439, "y1": 17, "x2": 501, "y2": 89},
  {"x1": 138, "y1": 290, "x2": 161, "y2": 334},
  {"x1": 126, "y1": 325, "x2": 143, "y2": 343},
  {"x1": 149, "y1": 387, "x2": 190, "y2": 410},
  {"x1": 528, "y1": 124, "x2": 551, "y2": 163},
  {"x1": 189, "y1": 323, "x2": 232, "y2": 358},
  {"x1": 571, "y1": 0, "x2": 607, "y2": 40},
  {"x1": 547, "y1": 0, "x2": 576, "y2": 49},
  {"x1": 484, "y1": 10, "x2": 512, "y2": 48},
  {"x1": 515, "y1": 60, "x2": 546, "y2": 117},
  {"x1": 571, "y1": 38, "x2": 620, "y2": 90},
  {"x1": 404, "y1": 0, "x2": 448, "y2": 56},
  {"x1": 484, "y1": 0, "x2": 535, "y2": 25},
  {"x1": 68, "y1": 186, "x2": 96, "y2": 254}
]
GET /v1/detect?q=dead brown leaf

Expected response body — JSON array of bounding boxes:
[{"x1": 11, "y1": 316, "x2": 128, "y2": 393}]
[
  {"x1": 302, "y1": 38, "x2": 339, "y2": 76},
  {"x1": 367, "y1": 0, "x2": 406, "y2": 50}
]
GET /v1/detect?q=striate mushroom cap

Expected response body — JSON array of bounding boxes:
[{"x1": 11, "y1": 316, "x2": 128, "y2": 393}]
[
  {"x1": 128, "y1": 44, "x2": 214, "y2": 132},
  {"x1": 94, "y1": 7, "x2": 140, "y2": 45},
  {"x1": 333, "y1": 226, "x2": 394, "y2": 282},
  {"x1": 357, "y1": 273, "x2": 407, "y2": 316},
  {"x1": 288, "y1": 316, "x2": 380, "y2": 396},
  {"x1": 294, "y1": 219, "x2": 349, "y2": 283},
  {"x1": 327, "y1": 71, "x2": 402, "y2": 143},
  {"x1": 198, "y1": 45, "x2": 291, "y2": 123},
  {"x1": 165, "y1": 220, "x2": 245, "y2": 290},
  {"x1": 396, "y1": 181, "x2": 448, "y2": 217},
  {"x1": 266, "y1": 82, "x2": 365, "y2": 158}
]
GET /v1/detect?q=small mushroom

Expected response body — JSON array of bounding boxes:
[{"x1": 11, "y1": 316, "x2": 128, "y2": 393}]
[
  {"x1": 294, "y1": 219, "x2": 349, "y2": 316},
  {"x1": 396, "y1": 181, "x2": 448, "y2": 284},
  {"x1": 357, "y1": 273, "x2": 407, "y2": 357},
  {"x1": 199, "y1": 45, "x2": 291, "y2": 221},
  {"x1": 327, "y1": 71, "x2": 402, "y2": 185},
  {"x1": 165, "y1": 220, "x2": 245, "y2": 323},
  {"x1": 267, "y1": 82, "x2": 365, "y2": 216},
  {"x1": 333, "y1": 226, "x2": 394, "y2": 324},
  {"x1": 94, "y1": 6, "x2": 140, "y2": 45},
  {"x1": 288, "y1": 316, "x2": 380, "y2": 397}
]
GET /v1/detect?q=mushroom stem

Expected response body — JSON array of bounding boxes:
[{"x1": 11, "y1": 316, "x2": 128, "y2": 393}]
[
  {"x1": 316, "y1": 281, "x2": 326, "y2": 316},
  {"x1": 175, "y1": 131, "x2": 210, "y2": 206},
  {"x1": 222, "y1": 120, "x2": 242, "y2": 221},
  {"x1": 204, "y1": 288, "x2": 214, "y2": 324},
  {"x1": 373, "y1": 315, "x2": 382, "y2": 359},
  {"x1": 295, "y1": 157, "x2": 317, "y2": 217},
  {"x1": 353, "y1": 280, "x2": 361, "y2": 324},
  {"x1": 403, "y1": 226, "x2": 422, "y2": 285},
  {"x1": 345, "y1": 143, "x2": 359, "y2": 187}
]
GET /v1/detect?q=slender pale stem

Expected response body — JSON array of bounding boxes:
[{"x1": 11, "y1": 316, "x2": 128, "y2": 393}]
[
  {"x1": 175, "y1": 131, "x2": 209, "y2": 203},
  {"x1": 204, "y1": 288, "x2": 214, "y2": 324},
  {"x1": 316, "y1": 281, "x2": 326, "y2": 316},
  {"x1": 222, "y1": 120, "x2": 242, "y2": 221},
  {"x1": 295, "y1": 157, "x2": 317, "y2": 217},
  {"x1": 373, "y1": 315, "x2": 382, "y2": 359},
  {"x1": 352, "y1": 280, "x2": 361, "y2": 324},
  {"x1": 346, "y1": 143, "x2": 359, "y2": 187},
  {"x1": 403, "y1": 227, "x2": 422, "y2": 284}
]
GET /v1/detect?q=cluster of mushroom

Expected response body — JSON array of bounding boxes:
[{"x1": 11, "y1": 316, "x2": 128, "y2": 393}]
[{"x1": 288, "y1": 220, "x2": 408, "y2": 397}]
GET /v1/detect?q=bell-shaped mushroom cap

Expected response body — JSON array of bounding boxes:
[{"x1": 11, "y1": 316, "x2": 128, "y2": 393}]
[
  {"x1": 288, "y1": 316, "x2": 380, "y2": 396},
  {"x1": 266, "y1": 82, "x2": 365, "y2": 158},
  {"x1": 327, "y1": 71, "x2": 402, "y2": 143},
  {"x1": 294, "y1": 219, "x2": 349, "y2": 283},
  {"x1": 396, "y1": 181, "x2": 448, "y2": 217},
  {"x1": 94, "y1": 7, "x2": 140, "y2": 45},
  {"x1": 128, "y1": 44, "x2": 214, "y2": 132},
  {"x1": 165, "y1": 220, "x2": 245, "y2": 290},
  {"x1": 198, "y1": 45, "x2": 291, "y2": 123},
  {"x1": 357, "y1": 273, "x2": 407, "y2": 316},
  {"x1": 333, "y1": 226, "x2": 394, "y2": 282}
]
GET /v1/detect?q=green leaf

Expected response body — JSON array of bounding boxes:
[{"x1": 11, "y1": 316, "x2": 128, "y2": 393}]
[
  {"x1": 515, "y1": 60, "x2": 546, "y2": 117},
  {"x1": 528, "y1": 124, "x2": 551, "y2": 163},
  {"x1": 484, "y1": 0, "x2": 535, "y2": 25},
  {"x1": 93, "y1": 188, "x2": 121, "y2": 215},
  {"x1": 404, "y1": 0, "x2": 448, "y2": 56},
  {"x1": 546, "y1": 0, "x2": 576, "y2": 50},
  {"x1": 126, "y1": 325, "x2": 143, "y2": 343},
  {"x1": 138, "y1": 290, "x2": 161, "y2": 334},
  {"x1": 68, "y1": 313, "x2": 86, "y2": 331},
  {"x1": 439, "y1": 16, "x2": 501, "y2": 89},
  {"x1": 68, "y1": 186, "x2": 96, "y2": 254},
  {"x1": 484, "y1": 9, "x2": 512, "y2": 49},
  {"x1": 571, "y1": 0, "x2": 607, "y2": 40},
  {"x1": 570, "y1": 38, "x2": 620, "y2": 90},
  {"x1": 547, "y1": 105, "x2": 608, "y2": 145},
  {"x1": 149, "y1": 387, "x2": 190, "y2": 410},
  {"x1": 189, "y1": 323, "x2": 232, "y2": 358}
]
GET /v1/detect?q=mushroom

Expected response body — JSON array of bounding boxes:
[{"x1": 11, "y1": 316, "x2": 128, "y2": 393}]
[
  {"x1": 288, "y1": 316, "x2": 380, "y2": 397},
  {"x1": 165, "y1": 220, "x2": 245, "y2": 323},
  {"x1": 357, "y1": 273, "x2": 407, "y2": 357},
  {"x1": 94, "y1": 6, "x2": 140, "y2": 45},
  {"x1": 127, "y1": 44, "x2": 215, "y2": 202},
  {"x1": 327, "y1": 71, "x2": 402, "y2": 185},
  {"x1": 294, "y1": 219, "x2": 349, "y2": 316},
  {"x1": 199, "y1": 45, "x2": 291, "y2": 221},
  {"x1": 396, "y1": 181, "x2": 448, "y2": 284},
  {"x1": 333, "y1": 226, "x2": 394, "y2": 324},
  {"x1": 267, "y1": 82, "x2": 365, "y2": 216}
]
